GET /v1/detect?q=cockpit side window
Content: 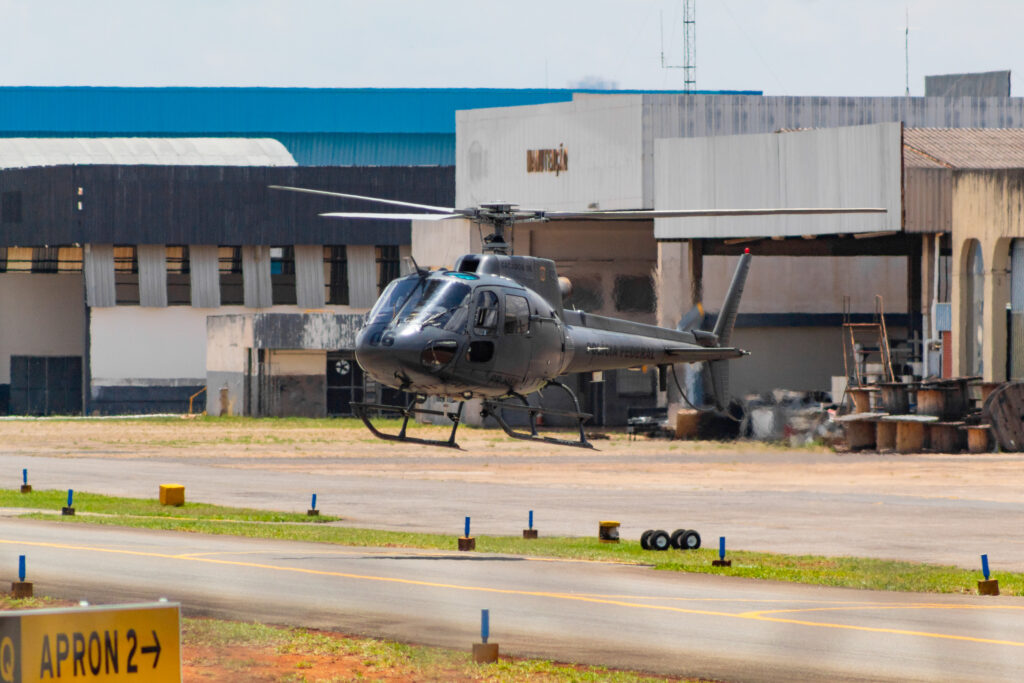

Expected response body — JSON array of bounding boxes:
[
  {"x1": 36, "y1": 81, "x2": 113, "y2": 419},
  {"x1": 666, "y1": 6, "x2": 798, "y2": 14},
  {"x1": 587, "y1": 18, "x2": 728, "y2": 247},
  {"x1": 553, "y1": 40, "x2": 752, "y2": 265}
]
[
  {"x1": 367, "y1": 276, "x2": 420, "y2": 325},
  {"x1": 504, "y1": 294, "x2": 530, "y2": 335},
  {"x1": 396, "y1": 279, "x2": 471, "y2": 329},
  {"x1": 473, "y1": 290, "x2": 500, "y2": 336}
]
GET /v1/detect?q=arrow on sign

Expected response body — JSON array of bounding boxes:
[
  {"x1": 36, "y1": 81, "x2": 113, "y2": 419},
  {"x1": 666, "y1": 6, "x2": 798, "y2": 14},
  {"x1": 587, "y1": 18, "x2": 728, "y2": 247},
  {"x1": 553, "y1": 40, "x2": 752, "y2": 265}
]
[{"x1": 141, "y1": 629, "x2": 161, "y2": 667}]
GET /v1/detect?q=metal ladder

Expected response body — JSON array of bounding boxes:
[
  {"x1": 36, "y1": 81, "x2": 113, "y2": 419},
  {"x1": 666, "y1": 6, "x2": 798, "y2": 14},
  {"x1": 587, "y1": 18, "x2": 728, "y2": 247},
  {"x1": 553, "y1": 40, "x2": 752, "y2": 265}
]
[{"x1": 842, "y1": 295, "x2": 895, "y2": 387}]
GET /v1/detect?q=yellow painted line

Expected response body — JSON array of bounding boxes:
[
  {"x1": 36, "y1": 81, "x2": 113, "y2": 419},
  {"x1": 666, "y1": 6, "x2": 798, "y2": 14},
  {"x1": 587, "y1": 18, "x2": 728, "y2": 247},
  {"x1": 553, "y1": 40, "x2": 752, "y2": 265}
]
[
  {"x1": 4, "y1": 538, "x2": 1024, "y2": 649},
  {"x1": 741, "y1": 604, "x2": 1024, "y2": 617}
]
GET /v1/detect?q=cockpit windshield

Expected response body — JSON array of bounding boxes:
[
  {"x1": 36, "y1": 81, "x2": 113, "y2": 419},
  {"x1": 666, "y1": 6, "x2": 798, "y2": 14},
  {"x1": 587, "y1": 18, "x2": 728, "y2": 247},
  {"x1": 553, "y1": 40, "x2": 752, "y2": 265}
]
[
  {"x1": 367, "y1": 276, "x2": 421, "y2": 325},
  {"x1": 395, "y1": 278, "x2": 471, "y2": 331}
]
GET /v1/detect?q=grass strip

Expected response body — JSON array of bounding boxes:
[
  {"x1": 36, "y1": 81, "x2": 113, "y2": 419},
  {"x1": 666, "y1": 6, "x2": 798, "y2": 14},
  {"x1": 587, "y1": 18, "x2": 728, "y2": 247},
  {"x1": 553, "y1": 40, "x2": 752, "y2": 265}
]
[
  {"x1": 0, "y1": 597, "x2": 693, "y2": 682},
  {"x1": 6, "y1": 489, "x2": 1017, "y2": 596},
  {"x1": 182, "y1": 616, "x2": 695, "y2": 682},
  {"x1": 1, "y1": 489, "x2": 337, "y2": 523}
]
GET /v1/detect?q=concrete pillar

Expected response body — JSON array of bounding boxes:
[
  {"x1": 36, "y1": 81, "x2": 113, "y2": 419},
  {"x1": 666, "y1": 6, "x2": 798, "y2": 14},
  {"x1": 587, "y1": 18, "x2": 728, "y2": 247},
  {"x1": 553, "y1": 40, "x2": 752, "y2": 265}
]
[
  {"x1": 951, "y1": 237, "x2": 970, "y2": 378},
  {"x1": 656, "y1": 241, "x2": 687, "y2": 328},
  {"x1": 984, "y1": 238, "x2": 1012, "y2": 382}
]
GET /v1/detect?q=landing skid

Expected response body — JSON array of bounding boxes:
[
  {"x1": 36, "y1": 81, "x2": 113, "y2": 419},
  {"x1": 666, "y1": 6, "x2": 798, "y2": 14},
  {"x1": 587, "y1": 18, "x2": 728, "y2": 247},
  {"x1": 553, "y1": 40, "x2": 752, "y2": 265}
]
[
  {"x1": 482, "y1": 381, "x2": 594, "y2": 449},
  {"x1": 352, "y1": 399, "x2": 464, "y2": 449}
]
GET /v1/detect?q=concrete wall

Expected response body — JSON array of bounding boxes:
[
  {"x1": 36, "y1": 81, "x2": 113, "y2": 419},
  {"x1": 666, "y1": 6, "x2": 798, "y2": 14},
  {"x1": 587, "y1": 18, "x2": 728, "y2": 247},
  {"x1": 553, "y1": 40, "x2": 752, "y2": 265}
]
[
  {"x1": 412, "y1": 218, "x2": 482, "y2": 269},
  {"x1": 92, "y1": 304, "x2": 361, "y2": 414},
  {"x1": 951, "y1": 170, "x2": 1024, "y2": 381},
  {"x1": 0, "y1": 274, "x2": 85, "y2": 384},
  {"x1": 263, "y1": 350, "x2": 326, "y2": 418},
  {"x1": 456, "y1": 96, "x2": 645, "y2": 210},
  {"x1": 727, "y1": 325, "x2": 906, "y2": 397}
]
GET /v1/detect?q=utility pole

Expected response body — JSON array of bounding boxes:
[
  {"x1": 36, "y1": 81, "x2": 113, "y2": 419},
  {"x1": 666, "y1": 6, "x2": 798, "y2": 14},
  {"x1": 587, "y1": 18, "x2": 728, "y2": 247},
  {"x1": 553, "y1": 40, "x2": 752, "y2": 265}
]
[{"x1": 661, "y1": 0, "x2": 696, "y2": 92}]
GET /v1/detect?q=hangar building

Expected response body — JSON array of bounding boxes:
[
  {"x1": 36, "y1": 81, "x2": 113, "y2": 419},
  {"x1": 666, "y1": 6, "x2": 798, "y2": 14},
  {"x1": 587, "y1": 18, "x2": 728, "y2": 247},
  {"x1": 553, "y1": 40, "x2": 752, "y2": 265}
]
[
  {"x1": 423, "y1": 93, "x2": 1024, "y2": 417},
  {"x1": 3, "y1": 87, "x2": 736, "y2": 417}
]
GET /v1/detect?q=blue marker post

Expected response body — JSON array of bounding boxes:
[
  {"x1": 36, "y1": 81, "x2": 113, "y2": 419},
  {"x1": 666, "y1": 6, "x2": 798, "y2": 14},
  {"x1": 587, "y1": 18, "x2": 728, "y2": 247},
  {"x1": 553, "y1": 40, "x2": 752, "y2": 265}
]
[
  {"x1": 307, "y1": 493, "x2": 319, "y2": 517},
  {"x1": 20, "y1": 468, "x2": 31, "y2": 494},
  {"x1": 979, "y1": 553, "x2": 1000, "y2": 595},
  {"x1": 523, "y1": 510, "x2": 538, "y2": 539},
  {"x1": 12, "y1": 554, "x2": 31, "y2": 598},
  {"x1": 459, "y1": 516, "x2": 475, "y2": 551},
  {"x1": 62, "y1": 489, "x2": 75, "y2": 516},
  {"x1": 712, "y1": 536, "x2": 731, "y2": 567},
  {"x1": 472, "y1": 608, "x2": 499, "y2": 663}
]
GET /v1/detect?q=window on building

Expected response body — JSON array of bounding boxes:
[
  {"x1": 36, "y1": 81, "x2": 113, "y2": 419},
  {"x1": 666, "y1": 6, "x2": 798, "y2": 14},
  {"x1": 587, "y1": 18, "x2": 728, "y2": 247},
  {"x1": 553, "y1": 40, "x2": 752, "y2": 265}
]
[
  {"x1": 324, "y1": 246, "x2": 349, "y2": 305},
  {"x1": 114, "y1": 246, "x2": 139, "y2": 305},
  {"x1": 271, "y1": 246, "x2": 296, "y2": 305},
  {"x1": 376, "y1": 245, "x2": 400, "y2": 293},
  {"x1": 617, "y1": 367, "x2": 656, "y2": 397},
  {"x1": 167, "y1": 245, "x2": 191, "y2": 305},
  {"x1": 612, "y1": 274, "x2": 656, "y2": 314},
  {"x1": 1, "y1": 191, "x2": 21, "y2": 224},
  {"x1": 563, "y1": 274, "x2": 604, "y2": 312},
  {"x1": 57, "y1": 247, "x2": 83, "y2": 272},
  {"x1": 31, "y1": 247, "x2": 59, "y2": 273},
  {"x1": 1, "y1": 247, "x2": 31, "y2": 272},
  {"x1": 219, "y1": 246, "x2": 243, "y2": 305}
]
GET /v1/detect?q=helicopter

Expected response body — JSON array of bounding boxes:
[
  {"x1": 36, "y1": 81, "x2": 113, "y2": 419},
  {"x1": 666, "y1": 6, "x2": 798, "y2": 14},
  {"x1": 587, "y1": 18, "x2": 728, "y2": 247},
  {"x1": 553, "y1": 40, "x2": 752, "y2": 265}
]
[{"x1": 271, "y1": 185, "x2": 885, "y2": 448}]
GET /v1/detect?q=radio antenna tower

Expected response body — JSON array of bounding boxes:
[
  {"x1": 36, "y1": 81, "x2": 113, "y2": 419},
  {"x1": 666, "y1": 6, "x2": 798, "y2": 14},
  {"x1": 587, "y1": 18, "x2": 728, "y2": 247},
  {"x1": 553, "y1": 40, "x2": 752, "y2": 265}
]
[{"x1": 661, "y1": 0, "x2": 697, "y2": 92}]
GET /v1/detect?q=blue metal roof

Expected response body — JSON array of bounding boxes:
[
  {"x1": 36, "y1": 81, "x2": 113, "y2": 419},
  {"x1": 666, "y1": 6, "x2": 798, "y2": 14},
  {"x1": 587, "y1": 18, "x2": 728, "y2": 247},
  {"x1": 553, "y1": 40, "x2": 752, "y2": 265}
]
[
  {"x1": 0, "y1": 87, "x2": 760, "y2": 134},
  {"x1": 0, "y1": 87, "x2": 762, "y2": 166}
]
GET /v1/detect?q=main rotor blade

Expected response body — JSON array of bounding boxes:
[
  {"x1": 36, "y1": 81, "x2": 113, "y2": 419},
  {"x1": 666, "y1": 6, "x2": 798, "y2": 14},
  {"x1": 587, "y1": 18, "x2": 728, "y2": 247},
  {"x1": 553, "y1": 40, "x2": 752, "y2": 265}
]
[
  {"x1": 541, "y1": 207, "x2": 888, "y2": 220},
  {"x1": 320, "y1": 212, "x2": 463, "y2": 221},
  {"x1": 270, "y1": 185, "x2": 457, "y2": 213}
]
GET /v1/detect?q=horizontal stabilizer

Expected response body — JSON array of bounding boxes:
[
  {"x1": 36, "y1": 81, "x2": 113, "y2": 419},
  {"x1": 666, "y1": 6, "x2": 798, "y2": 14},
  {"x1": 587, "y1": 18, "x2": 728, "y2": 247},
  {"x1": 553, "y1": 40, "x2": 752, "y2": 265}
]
[
  {"x1": 665, "y1": 347, "x2": 745, "y2": 361},
  {"x1": 677, "y1": 303, "x2": 705, "y2": 332}
]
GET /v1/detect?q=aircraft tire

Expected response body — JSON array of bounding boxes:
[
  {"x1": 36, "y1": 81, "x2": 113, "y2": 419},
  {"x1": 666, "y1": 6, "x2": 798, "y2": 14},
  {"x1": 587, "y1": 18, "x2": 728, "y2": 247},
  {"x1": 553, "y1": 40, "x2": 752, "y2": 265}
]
[
  {"x1": 680, "y1": 530, "x2": 701, "y2": 550},
  {"x1": 640, "y1": 529, "x2": 654, "y2": 550},
  {"x1": 649, "y1": 530, "x2": 671, "y2": 551},
  {"x1": 670, "y1": 529, "x2": 687, "y2": 549}
]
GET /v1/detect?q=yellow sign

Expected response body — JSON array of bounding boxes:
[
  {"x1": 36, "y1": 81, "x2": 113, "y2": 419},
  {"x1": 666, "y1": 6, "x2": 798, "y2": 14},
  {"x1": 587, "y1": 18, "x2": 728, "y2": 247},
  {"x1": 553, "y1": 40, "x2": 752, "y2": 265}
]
[{"x1": 0, "y1": 602, "x2": 180, "y2": 682}]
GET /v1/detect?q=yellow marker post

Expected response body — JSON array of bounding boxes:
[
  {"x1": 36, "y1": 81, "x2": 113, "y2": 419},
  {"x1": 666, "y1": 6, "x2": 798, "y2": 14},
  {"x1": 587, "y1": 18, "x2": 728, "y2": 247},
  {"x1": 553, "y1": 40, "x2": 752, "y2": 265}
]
[
  {"x1": 0, "y1": 601, "x2": 180, "y2": 682},
  {"x1": 158, "y1": 485, "x2": 185, "y2": 507}
]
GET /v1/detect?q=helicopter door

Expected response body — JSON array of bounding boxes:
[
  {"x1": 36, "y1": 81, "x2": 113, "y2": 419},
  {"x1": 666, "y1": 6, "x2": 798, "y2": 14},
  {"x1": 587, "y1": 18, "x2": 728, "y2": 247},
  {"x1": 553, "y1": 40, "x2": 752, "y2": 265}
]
[{"x1": 490, "y1": 291, "x2": 532, "y2": 387}]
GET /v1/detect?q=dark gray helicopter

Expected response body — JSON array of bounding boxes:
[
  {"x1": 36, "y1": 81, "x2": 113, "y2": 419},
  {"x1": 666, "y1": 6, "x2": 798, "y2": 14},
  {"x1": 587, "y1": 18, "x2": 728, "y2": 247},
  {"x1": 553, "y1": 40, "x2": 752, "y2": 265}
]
[{"x1": 272, "y1": 185, "x2": 884, "y2": 448}]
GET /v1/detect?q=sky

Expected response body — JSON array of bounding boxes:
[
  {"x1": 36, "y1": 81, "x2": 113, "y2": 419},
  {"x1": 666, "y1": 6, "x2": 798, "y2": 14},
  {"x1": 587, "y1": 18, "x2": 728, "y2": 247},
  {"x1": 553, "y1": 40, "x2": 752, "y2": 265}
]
[{"x1": 2, "y1": 0, "x2": 1022, "y2": 96}]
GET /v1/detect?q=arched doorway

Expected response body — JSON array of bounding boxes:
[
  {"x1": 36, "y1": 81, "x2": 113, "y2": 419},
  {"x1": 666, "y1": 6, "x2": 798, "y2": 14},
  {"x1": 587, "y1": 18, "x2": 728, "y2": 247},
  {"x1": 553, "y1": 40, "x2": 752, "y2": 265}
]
[
  {"x1": 963, "y1": 240, "x2": 985, "y2": 376},
  {"x1": 1010, "y1": 240, "x2": 1024, "y2": 379}
]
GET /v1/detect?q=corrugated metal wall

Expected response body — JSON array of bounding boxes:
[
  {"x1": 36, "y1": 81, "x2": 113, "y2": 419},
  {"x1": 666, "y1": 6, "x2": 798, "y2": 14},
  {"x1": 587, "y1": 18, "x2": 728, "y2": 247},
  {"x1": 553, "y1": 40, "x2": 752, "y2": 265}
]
[
  {"x1": 242, "y1": 246, "x2": 272, "y2": 308},
  {"x1": 137, "y1": 244, "x2": 167, "y2": 307},
  {"x1": 0, "y1": 87, "x2": 734, "y2": 135},
  {"x1": 274, "y1": 133, "x2": 455, "y2": 166},
  {"x1": 84, "y1": 244, "x2": 115, "y2": 307},
  {"x1": 294, "y1": 245, "x2": 325, "y2": 309},
  {"x1": 0, "y1": 165, "x2": 454, "y2": 247},
  {"x1": 457, "y1": 94, "x2": 1024, "y2": 213},
  {"x1": 904, "y1": 168, "x2": 952, "y2": 234},
  {"x1": 346, "y1": 245, "x2": 377, "y2": 308},
  {"x1": 653, "y1": 123, "x2": 902, "y2": 239},
  {"x1": 189, "y1": 245, "x2": 220, "y2": 308}
]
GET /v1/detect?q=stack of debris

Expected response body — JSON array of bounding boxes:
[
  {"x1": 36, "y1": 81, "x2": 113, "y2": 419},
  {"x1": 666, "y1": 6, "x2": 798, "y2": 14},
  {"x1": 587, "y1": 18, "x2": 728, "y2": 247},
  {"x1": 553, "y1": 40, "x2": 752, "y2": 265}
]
[{"x1": 836, "y1": 377, "x2": 995, "y2": 453}]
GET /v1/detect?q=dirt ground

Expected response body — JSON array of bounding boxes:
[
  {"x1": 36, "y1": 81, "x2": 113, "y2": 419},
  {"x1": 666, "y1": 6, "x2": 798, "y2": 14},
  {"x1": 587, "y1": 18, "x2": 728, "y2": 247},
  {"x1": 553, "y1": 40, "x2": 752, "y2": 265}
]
[{"x1": 2, "y1": 418, "x2": 1024, "y2": 506}]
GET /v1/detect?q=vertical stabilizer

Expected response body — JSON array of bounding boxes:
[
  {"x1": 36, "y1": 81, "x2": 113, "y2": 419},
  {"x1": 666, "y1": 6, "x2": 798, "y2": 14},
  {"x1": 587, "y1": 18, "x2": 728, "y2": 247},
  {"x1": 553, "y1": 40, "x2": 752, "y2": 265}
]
[
  {"x1": 708, "y1": 251, "x2": 752, "y2": 411},
  {"x1": 712, "y1": 251, "x2": 752, "y2": 348}
]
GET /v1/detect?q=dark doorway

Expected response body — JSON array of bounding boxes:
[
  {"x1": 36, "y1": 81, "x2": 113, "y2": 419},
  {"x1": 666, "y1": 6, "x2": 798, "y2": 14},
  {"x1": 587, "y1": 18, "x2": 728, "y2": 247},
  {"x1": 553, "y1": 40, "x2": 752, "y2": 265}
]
[
  {"x1": 326, "y1": 352, "x2": 364, "y2": 416},
  {"x1": 9, "y1": 356, "x2": 82, "y2": 415}
]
